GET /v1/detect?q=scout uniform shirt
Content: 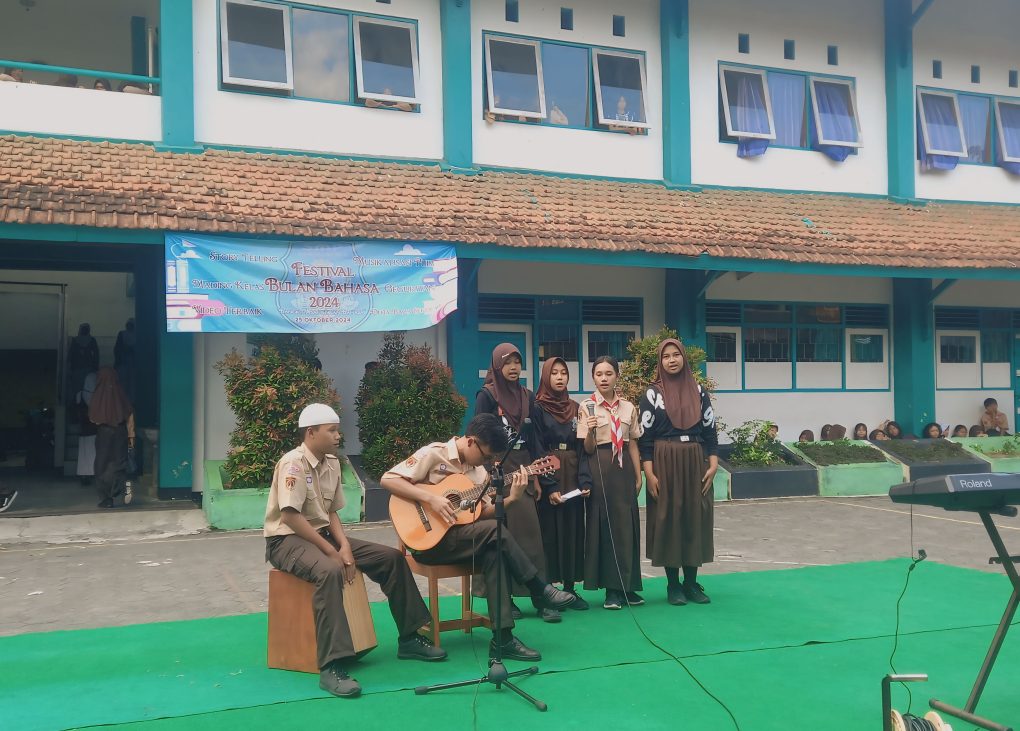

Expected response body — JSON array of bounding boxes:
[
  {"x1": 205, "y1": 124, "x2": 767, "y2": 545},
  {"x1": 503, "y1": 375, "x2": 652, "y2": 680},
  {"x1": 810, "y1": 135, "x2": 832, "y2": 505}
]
[
  {"x1": 576, "y1": 392, "x2": 644, "y2": 444},
  {"x1": 383, "y1": 438, "x2": 489, "y2": 491},
  {"x1": 264, "y1": 444, "x2": 345, "y2": 537}
]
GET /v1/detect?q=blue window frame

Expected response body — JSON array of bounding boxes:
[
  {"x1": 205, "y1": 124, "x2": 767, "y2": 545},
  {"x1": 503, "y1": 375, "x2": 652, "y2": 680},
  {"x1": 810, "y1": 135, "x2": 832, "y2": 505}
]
[
  {"x1": 940, "y1": 335, "x2": 976, "y2": 364},
  {"x1": 850, "y1": 334, "x2": 883, "y2": 363},
  {"x1": 218, "y1": 0, "x2": 420, "y2": 110},
  {"x1": 483, "y1": 32, "x2": 648, "y2": 134},
  {"x1": 933, "y1": 308, "x2": 1017, "y2": 389}
]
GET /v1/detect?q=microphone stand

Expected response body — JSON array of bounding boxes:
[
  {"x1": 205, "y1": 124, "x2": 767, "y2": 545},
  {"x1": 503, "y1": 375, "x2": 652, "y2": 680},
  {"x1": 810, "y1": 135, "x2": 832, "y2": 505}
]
[{"x1": 414, "y1": 430, "x2": 548, "y2": 711}]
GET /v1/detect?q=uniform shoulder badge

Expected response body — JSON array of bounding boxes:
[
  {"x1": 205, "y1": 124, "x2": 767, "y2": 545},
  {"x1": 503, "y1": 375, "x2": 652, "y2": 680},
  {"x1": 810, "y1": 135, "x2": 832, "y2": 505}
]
[{"x1": 405, "y1": 456, "x2": 417, "y2": 467}]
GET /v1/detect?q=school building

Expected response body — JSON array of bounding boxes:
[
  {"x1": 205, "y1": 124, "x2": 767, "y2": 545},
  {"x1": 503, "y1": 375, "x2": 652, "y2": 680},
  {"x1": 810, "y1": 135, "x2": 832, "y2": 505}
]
[{"x1": 1, "y1": 0, "x2": 1019, "y2": 506}]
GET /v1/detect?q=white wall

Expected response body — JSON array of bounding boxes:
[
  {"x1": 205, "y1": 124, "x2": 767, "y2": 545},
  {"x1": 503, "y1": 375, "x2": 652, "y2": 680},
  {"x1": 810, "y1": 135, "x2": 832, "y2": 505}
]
[
  {"x1": 706, "y1": 272, "x2": 892, "y2": 303},
  {"x1": 914, "y1": 0, "x2": 1020, "y2": 203},
  {"x1": 0, "y1": 82, "x2": 161, "y2": 141},
  {"x1": 472, "y1": 0, "x2": 664, "y2": 179},
  {"x1": 936, "y1": 389, "x2": 1014, "y2": 433},
  {"x1": 689, "y1": 0, "x2": 888, "y2": 194},
  {"x1": 935, "y1": 279, "x2": 1020, "y2": 309},
  {"x1": 192, "y1": 0, "x2": 444, "y2": 158}
]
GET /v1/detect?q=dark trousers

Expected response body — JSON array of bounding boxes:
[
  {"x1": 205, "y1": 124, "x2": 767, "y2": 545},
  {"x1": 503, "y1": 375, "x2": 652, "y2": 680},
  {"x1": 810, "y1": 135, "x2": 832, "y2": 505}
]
[
  {"x1": 267, "y1": 534, "x2": 431, "y2": 669},
  {"x1": 94, "y1": 424, "x2": 127, "y2": 501},
  {"x1": 414, "y1": 520, "x2": 539, "y2": 631}
]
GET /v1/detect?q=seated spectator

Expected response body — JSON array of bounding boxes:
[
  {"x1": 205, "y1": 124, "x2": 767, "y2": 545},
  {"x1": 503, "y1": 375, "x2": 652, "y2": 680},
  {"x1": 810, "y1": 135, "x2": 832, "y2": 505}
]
[
  {"x1": 828, "y1": 424, "x2": 847, "y2": 440},
  {"x1": 885, "y1": 421, "x2": 904, "y2": 439},
  {"x1": 365, "y1": 87, "x2": 413, "y2": 112},
  {"x1": 980, "y1": 398, "x2": 1010, "y2": 434},
  {"x1": 798, "y1": 430, "x2": 814, "y2": 443},
  {"x1": 922, "y1": 422, "x2": 943, "y2": 439},
  {"x1": 853, "y1": 423, "x2": 868, "y2": 440},
  {"x1": 607, "y1": 96, "x2": 640, "y2": 135},
  {"x1": 969, "y1": 425, "x2": 987, "y2": 437},
  {"x1": 869, "y1": 429, "x2": 889, "y2": 441},
  {"x1": 118, "y1": 81, "x2": 149, "y2": 94},
  {"x1": 548, "y1": 101, "x2": 569, "y2": 125},
  {"x1": 952, "y1": 424, "x2": 968, "y2": 438},
  {"x1": 94, "y1": 78, "x2": 111, "y2": 91},
  {"x1": 55, "y1": 74, "x2": 78, "y2": 88},
  {"x1": 0, "y1": 67, "x2": 24, "y2": 82},
  {"x1": 766, "y1": 423, "x2": 779, "y2": 440},
  {"x1": 820, "y1": 424, "x2": 832, "y2": 440}
]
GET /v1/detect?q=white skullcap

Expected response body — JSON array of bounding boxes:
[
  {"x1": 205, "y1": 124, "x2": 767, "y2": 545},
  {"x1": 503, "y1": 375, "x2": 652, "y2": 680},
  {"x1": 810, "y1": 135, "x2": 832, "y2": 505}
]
[{"x1": 298, "y1": 403, "x2": 340, "y2": 428}]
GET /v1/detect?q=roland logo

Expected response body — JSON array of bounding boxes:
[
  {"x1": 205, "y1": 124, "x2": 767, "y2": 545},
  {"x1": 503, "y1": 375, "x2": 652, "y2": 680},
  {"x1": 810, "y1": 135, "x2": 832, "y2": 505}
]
[{"x1": 958, "y1": 477, "x2": 994, "y2": 489}]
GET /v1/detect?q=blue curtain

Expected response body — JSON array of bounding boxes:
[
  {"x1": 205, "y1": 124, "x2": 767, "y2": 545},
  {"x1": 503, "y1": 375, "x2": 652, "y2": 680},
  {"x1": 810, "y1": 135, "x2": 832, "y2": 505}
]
[
  {"x1": 958, "y1": 95, "x2": 990, "y2": 163},
  {"x1": 998, "y1": 101, "x2": 1020, "y2": 175},
  {"x1": 918, "y1": 93, "x2": 962, "y2": 171},
  {"x1": 813, "y1": 81, "x2": 857, "y2": 162},
  {"x1": 768, "y1": 72, "x2": 806, "y2": 147},
  {"x1": 729, "y1": 71, "x2": 770, "y2": 158}
]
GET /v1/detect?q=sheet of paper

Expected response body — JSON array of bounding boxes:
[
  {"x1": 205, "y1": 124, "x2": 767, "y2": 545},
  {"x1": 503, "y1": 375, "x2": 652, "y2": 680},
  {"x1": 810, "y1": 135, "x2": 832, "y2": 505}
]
[{"x1": 559, "y1": 489, "x2": 583, "y2": 502}]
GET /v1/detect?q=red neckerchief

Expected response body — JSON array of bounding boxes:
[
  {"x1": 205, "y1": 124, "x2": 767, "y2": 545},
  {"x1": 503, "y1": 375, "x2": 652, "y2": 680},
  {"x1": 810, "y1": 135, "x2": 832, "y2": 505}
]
[{"x1": 593, "y1": 391, "x2": 624, "y2": 468}]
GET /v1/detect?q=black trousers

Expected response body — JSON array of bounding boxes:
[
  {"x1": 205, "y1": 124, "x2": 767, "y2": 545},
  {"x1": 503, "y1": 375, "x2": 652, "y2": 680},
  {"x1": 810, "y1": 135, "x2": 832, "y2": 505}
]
[
  {"x1": 267, "y1": 534, "x2": 431, "y2": 669},
  {"x1": 414, "y1": 520, "x2": 539, "y2": 631}
]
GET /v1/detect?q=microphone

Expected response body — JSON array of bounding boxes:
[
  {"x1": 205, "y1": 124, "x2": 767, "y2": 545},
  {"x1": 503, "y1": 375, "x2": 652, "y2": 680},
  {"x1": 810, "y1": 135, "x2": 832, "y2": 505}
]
[{"x1": 586, "y1": 403, "x2": 595, "y2": 417}]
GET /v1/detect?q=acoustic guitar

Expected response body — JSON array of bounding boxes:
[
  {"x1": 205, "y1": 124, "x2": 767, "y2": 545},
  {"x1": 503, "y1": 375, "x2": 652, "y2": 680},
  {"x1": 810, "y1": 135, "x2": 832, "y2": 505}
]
[{"x1": 390, "y1": 455, "x2": 560, "y2": 551}]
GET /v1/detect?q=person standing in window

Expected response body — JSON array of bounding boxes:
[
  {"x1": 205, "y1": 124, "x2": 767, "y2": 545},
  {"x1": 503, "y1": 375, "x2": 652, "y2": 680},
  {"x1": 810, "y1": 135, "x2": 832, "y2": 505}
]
[
  {"x1": 474, "y1": 343, "x2": 552, "y2": 621},
  {"x1": 638, "y1": 339, "x2": 719, "y2": 607},
  {"x1": 578, "y1": 356, "x2": 644, "y2": 611},
  {"x1": 534, "y1": 357, "x2": 589, "y2": 611}
]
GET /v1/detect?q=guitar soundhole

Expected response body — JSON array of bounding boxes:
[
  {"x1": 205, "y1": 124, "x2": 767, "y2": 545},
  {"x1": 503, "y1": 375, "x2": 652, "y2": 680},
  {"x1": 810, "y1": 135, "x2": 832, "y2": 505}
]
[{"x1": 444, "y1": 492, "x2": 461, "y2": 511}]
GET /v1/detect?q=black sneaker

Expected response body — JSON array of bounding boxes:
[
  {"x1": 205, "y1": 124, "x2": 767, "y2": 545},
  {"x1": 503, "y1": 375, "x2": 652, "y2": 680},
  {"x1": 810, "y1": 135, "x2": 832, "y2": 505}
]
[
  {"x1": 490, "y1": 635, "x2": 541, "y2": 662},
  {"x1": 511, "y1": 602, "x2": 523, "y2": 620},
  {"x1": 684, "y1": 582, "x2": 711, "y2": 604},
  {"x1": 0, "y1": 491, "x2": 17, "y2": 514},
  {"x1": 534, "y1": 584, "x2": 576, "y2": 611},
  {"x1": 319, "y1": 662, "x2": 361, "y2": 698},
  {"x1": 667, "y1": 584, "x2": 688, "y2": 606},
  {"x1": 565, "y1": 590, "x2": 589, "y2": 611},
  {"x1": 625, "y1": 591, "x2": 645, "y2": 606},
  {"x1": 603, "y1": 590, "x2": 623, "y2": 610},
  {"x1": 397, "y1": 633, "x2": 448, "y2": 661},
  {"x1": 537, "y1": 607, "x2": 561, "y2": 623}
]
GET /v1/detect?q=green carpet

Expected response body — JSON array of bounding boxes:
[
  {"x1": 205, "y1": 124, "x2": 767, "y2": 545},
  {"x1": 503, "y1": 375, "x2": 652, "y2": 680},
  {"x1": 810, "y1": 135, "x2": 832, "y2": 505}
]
[{"x1": 3, "y1": 560, "x2": 1018, "y2": 731}]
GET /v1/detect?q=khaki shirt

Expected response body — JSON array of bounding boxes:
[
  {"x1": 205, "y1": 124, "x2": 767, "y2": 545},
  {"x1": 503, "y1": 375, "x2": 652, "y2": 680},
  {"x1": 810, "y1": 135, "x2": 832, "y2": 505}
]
[
  {"x1": 383, "y1": 438, "x2": 488, "y2": 489},
  {"x1": 576, "y1": 392, "x2": 644, "y2": 444},
  {"x1": 263, "y1": 444, "x2": 344, "y2": 537},
  {"x1": 981, "y1": 411, "x2": 1010, "y2": 432}
]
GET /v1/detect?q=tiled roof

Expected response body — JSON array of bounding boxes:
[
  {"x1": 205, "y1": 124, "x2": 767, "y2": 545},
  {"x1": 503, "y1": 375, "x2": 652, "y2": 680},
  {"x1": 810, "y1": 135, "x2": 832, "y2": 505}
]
[{"x1": 1, "y1": 134, "x2": 1019, "y2": 270}]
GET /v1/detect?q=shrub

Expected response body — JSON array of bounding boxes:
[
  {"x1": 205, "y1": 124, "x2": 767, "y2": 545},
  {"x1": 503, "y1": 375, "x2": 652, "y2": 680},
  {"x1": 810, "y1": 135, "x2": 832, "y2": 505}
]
[
  {"x1": 215, "y1": 335, "x2": 341, "y2": 489},
  {"x1": 880, "y1": 439, "x2": 971, "y2": 463},
  {"x1": 724, "y1": 419, "x2": 792, "y2": 467},
  {"x1": 618, "y1": 325, "x2": 714, "y2": 404},
  {"x1": 356, "y1": 331, "x2": 467, "y2": 480},
  {"x1": 797, "y1": 441, "x2": 887, "y2": 466}
]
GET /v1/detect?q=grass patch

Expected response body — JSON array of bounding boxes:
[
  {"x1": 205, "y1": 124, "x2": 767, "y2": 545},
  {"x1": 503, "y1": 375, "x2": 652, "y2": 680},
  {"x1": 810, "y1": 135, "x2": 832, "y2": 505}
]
[
  {"x1": 797, "y1": 441, "x2": 887, "y2": 466},
  {"x1": 880, "y1": 439, "x2": 971, "y2": 463}
]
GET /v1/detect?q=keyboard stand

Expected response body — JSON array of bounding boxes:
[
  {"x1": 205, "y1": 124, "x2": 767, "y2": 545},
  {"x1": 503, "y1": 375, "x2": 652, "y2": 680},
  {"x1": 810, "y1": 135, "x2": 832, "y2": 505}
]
[{"x1": 928, "y1": 510, "x2": 1018, "y2": 731}]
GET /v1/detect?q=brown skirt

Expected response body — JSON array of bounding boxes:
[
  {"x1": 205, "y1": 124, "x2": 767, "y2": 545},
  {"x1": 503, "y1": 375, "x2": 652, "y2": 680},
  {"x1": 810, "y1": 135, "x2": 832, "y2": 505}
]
[
  {"x1": 583, "y1": 445, "x2": 642, "y2": 592},
  {"x1": 537, "y1": 449, "x2": 585, "y2": 585},
  {"x1": 646, "y1": 440, "x2": 713, "y2": 568},
  {"x1": 474, "y1": 448, "x2": 547, "y2": 598}
]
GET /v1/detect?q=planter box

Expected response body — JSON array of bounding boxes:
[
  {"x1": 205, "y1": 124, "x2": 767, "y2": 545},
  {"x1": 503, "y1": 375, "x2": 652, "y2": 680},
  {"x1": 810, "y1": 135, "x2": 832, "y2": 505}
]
[
  {"x1": 950, "y1": 437, "x2": 1020, "y2": 474},
  {"x1": 718, "y1": 444, "x2": 818, "y2": 499},
  {"x1": 786, "y1": 441, "x2": 903, "y2": 497},
  {"x1": 873, "y1": 439, "x2": 990, "y2": 482},
  {"x1": 203, "y1": 459, "x2": 364, "y2": 531}
]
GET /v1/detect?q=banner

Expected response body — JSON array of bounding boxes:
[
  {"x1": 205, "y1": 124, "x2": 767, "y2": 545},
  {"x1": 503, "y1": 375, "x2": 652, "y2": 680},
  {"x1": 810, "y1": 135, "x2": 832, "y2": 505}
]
[{"x1": 165, "y1": 234, "x2": 457, "y2": 333}]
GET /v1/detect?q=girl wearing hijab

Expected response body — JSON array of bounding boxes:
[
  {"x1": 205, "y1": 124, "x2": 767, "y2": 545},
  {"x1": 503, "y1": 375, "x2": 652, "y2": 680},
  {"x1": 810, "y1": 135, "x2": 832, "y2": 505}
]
[
  {"x1": 474, "y1": 343, "x2": 553, "y2": 621},
  {"x1": 638, "y1": 339, "x2": 719, "y2": 606},
  {"x1": 89, "y1": 367, "x2": 135, "y2": 508},
  {"x1": 534, "y1": 358, "x2": 589, "y2": 610},
  {"x1": 578, "y1": 355, "x2": 644, "y2": 610}
]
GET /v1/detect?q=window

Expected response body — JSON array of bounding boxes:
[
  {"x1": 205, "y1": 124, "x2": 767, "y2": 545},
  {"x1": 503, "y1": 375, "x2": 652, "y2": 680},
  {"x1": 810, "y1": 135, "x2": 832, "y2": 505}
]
[
  {"x1": 542, "y1": 43, "x2": 589, "y2": 127},
  {"x1": 738, "y1": 33, "x2": 750, "y2": 54},
  {"x1": 587, "y1": 330, "x2": 634, "y2": 362},
  {"x1": 809, "y1": 77, "x2": 861, "y2": 147},
  {"x1": 797, "y1": 328, "x2": 841, "y2": 362},
  {"x1": 769, "y1": 72, "x2": 807, "y2": 147},
  {"x1": 292, "y1": 8, "x2": 350, "y2": 102},
  {"x1": 744, "y1": 303, "x2": 792, "y2": 323},
  {"x1": 995, "y1": 98, "x2": 1020, "y2": 163},
  {"x1": 784, "y1": 39, "x2": 795, "y2": 61},
  {"x1": 982, "y1": 331, "x2": 1011, "y2": 363},
  {"x1": 958, "y1": 94, "x2": 992, "y2": 163},
  {"x1": 560, "y1": 8, "x2": 573, "y2": 31},
  {"x1": 485, "y1": 36, "x2": 545, "y2": 119},
  {"x1": 850, "y1": 334, "x2": 883, "y2": 363},
  {"x1": 827, "y1": 45, "x2": 839, "y2": 66},
  {"x1": 932, "y1": 59, "x2": 942, "y2": 79},
  {"x1": 538, "y1": 324, "x2": 579, "y2": 362},
  {"x1": 719, "y1": 66, "x2": 774, "y2": 140},
  {"x1": 744, "y1": 327, "x2": 791, "y2": 362},
  {"x1": 221, "y1": 0, "x2": 293, "y2": 90},
  {"x1": 593, "y1": 50, "x2": 648, "y2": 129},
  {"x1": 707, "y1": 332, "x2": 737, "y2": 363},
  {"x1": 940, "y1": 335, "x2": 976, "y2": 364},
  {"x1": 505, "y1": 0, "x2": 519, "y2": 22},
  {"x1": 612, "y1": 15, "x2": 626, "y2": 38},
  {"x1": 353, "y1": 17, "x2": 419, "y2": 104},
  {"x1": 917, "y1": 89, "x2": 966, "y2": 157}
]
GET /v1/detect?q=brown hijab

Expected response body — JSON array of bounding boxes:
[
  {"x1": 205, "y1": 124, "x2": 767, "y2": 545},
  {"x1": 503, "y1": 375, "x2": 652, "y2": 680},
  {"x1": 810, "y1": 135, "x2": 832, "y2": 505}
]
[
  {"x1": 828, "y1": 424, "x2": 847, "y2": 440},
  {"x1": 482, "y1": 343, "x2": 529, "y2": 428},
  {"x1": 535, "y1": 357, "x2": 578, "y2": 425},
  {"x1": 89, "y1": 366, "x2": 133, "y2": 427},
  {"x1": 652, "y1": 338, "x2": 702, "y2": 430}
]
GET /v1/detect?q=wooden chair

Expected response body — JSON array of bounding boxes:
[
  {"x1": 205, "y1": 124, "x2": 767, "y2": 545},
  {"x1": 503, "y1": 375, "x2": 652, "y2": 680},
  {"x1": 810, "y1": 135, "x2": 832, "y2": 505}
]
[
  {"x1": 267, "y1": 568, "x2": 377, "y2": 674},
  {"x1": 401, "y1": 545, "x2": 491, "y2": 647}
]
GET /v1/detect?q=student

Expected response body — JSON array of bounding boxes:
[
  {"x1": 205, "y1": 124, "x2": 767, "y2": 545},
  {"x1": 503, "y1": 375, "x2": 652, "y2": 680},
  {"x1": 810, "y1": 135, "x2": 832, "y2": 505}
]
[
  {"x1": 365, "y1": 87, "x2": 413, "y2": 112},
  {"x1": 969, "y1": 425, "x2": 987, "y2": 438},
  {"x1": 798, "y1": 430, "x2": 814, "y2": 443},
  {"x1": 54, "y1": 73, "x2": 78, "y2": 87},
  {"x1": 952, "y1": 425, "x2": 968, "y2": 438},
  {"x1": 853, "y1": 423, "x2": 868, "y2": 440},
  {"x1": 474, "y1": 343, "x2": 550, "y2": 620},
  {"x1": 981, "y1": 398, "x2": 1010, "y2": 434},
  {"x1": 885, "y1": 421, "x2": 904, "y2": 439},
  {"x1": 922, "y1": 422, "x2": 943, "y2": 439},
  {"x1": 89, "y1": 367, "x2": 135, "y2": 508},
  {"x1": 578, "y1": 355, "x2": 644, "y2": 610},
  {"x1": 0, "y1": 67, "x2": 24, "y2": 82},
  {"x1": 266, "y1": 404, "x2": 445, "y2": 699},
  {"x1": 869, "y1": 429, "x2": 889, "y2": 441},
  {"x1": 533, "y1": 358, "x2": 589, "y2": 611},
  {"x1": 94, "y1": 79, "x2": 111, "y2": 91},
  {"x1": 766, "y1": 423, "x2": 779, "y2": 440},
  {"x1": 819, "y1": 424, "x2": 832, "y2": 441},
  {"x1": 639, "y1": 339, "x2": 719, "y2": 607},
  {"x1": 828, "y1": 424, "x2": 847, "y2": 440},
  {"x1": 381, "y1": 413, "x2": 576, "y2": 662}
]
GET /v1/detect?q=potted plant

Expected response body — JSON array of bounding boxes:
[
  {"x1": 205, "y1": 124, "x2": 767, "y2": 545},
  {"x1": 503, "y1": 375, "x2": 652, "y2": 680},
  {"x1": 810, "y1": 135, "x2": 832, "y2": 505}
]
[
  {"x1": 950, "y1": 434, "x2": 1020, "y2": 473},
  {"x1": 617, "y1": 326, "x2": 728, "y2": 502},
  {"x1": 209, "y1": 335, "x2": 362, "y2": 530},
  {"x1": 355, "y1": 332, "x2": 467, "y2": 521},
  {"x1": 786, "y1": 440, "x2": 903, "y2": 497},
  {"x1": 874, "y1": 438, "x2": 990, "y2": 481},
  {"x1": 718, "y1": 420, "x2": 817, "y2": 499}
]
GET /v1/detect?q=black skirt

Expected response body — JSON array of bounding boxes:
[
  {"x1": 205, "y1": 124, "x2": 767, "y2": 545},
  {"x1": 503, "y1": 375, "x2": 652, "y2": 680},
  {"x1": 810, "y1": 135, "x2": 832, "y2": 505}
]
[
  {"x1": 537, "y1": 448, "x2": 585, "y2": 585},
  {"x1": 647, "y1": 440, "x2": 713, "y2": 568},
  {"x1": 583, "y1": 445, "x2": 642, "y2": 592}
]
